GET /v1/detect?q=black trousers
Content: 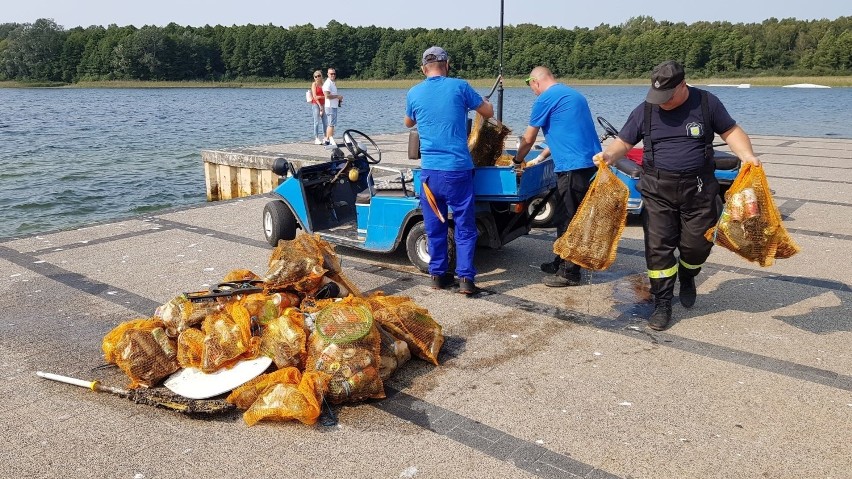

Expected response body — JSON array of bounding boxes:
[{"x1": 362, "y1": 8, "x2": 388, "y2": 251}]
[
  {"x1": 552, "y1": 166, "x2": 597, "y2": 274},
  {"x1": 639, "y1": 168, "x2": 721, "y2": 300}
]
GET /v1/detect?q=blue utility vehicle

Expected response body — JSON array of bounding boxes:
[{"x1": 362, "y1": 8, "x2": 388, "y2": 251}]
[{"x1": 262, "y1": 129, "x2": 556, "y2": 272}]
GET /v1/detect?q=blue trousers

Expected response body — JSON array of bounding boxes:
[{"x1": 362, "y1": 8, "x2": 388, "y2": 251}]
[
  {"x1": 311, "y1": 103, "x2": 327, "y2": 137},
  {"x1": 419, "y1": 169, "x2": 478, "y2": 281}
]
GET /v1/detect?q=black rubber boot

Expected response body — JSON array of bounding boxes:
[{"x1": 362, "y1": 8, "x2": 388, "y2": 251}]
[
  {"x1": 678, "y1": 265, "x2": 697, "y2": 309},
  {"x1": 543, "y1": 263, "x2": 582, "y2": 287},
  {"x1": 648, "y1": 298, "x2": 672, "y2": 331},
  {"x1": 540, "y1": 255, "x2": 563, "y2": 274},
  {"x1": 458, "y1": 278, "x2": 479, "y2": 295},
  {"x1": 430, "y1": 273, "x2": 455, "y2": 290}
]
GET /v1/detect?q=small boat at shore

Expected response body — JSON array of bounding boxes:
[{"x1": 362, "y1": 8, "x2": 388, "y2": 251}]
[{"x1": 782, "y1": 83, "x2": 831, "y2": 88}]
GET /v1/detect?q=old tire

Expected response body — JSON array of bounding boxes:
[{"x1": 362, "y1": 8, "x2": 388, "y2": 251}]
[
  {"x1": 405, "y1": 221, "x2": 455, "y2": 274},
  {"x1": 263, "y1": 201, "x2": 297, "y2": 246},
  {"x1": 529, "y1": 193, "x2": 557, "y2": 228}
]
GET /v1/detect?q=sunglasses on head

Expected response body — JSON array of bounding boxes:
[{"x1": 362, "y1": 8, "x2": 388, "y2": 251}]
[{"x1": 525, "y1": 76, "x2": 536, "y2": 86}]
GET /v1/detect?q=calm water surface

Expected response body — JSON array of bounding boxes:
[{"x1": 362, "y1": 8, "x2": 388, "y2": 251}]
[{"x1": 1, "y1": 86, "x2": 849, "y2": 238}]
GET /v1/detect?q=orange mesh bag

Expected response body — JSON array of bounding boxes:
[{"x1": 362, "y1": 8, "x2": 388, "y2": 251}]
[
  {"x1": 241, "y1": 292, "x2": 299, "y2": 325},
  {"x1": 154, "y1": 294, "x2": 226, "y2": 337},
  {"x1": 265, "y1": 234, "x2": 328, "y2": 293},
  {"x1": 240, "y1": 369, "x2": 331, "y2": 426},
  {"x1": 377, "y1": 324, "x2": 411, "y2": 381},
  {"x1": 222, "y1": 269, "x2": 261, "y2": 282},
  {"x1": 105, "y1": 318, "x2": 180, "y2": 388},
  {"x1": 305, "y1": 302, "x2": 384, "y2": 404},
  {"x1": 468, "y1": 113, "x2": 511, "y2": 167},
  {"x1": 259, "y1": 307, "x2": 308, "y2": 369},
  {"x1": 176, "y1": 327, "x2": 205, "y2": 369},
  {"x1": 494, "y1": 153, "x2": 516, "y2": 167},
  {"x1": 311, "y1": 235, "x2": 362, "y2": 297},
  {"x1": 365, "y1": 292, "x2": 444, "y2": 365},
  {"x1": 227, "y1": 367, "x2": 302, "y2": 409},
  {"x1": 103, "y1": 318, "x2": 153, "y2": 363},
  {"x1": 299, "y1": 296, "x2": 338, "y2": 314},
  {"x1": 199, "y1": 302, "x2": 260, "y2": 373},
  {"x1": 553, "y1": 161, "x2": 629, "y2": 270},
  {"x1": 705, "y1": 164, "x2": 800, "y2": 267}
]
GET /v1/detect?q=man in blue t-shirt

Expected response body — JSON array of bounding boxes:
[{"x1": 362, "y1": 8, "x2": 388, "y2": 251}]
[
  {"x1": 514, "y1": 66, "x2": 602, "y2": 287},
  {"x1": 594, "y1": 60, "x2": 761, "y2": 331},
  {"x1": 404, "y1": 46, "x2": 494, "y2": 294}
]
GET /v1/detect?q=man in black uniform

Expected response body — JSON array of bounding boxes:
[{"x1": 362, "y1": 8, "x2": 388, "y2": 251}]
[{"x1": 594, "y1": 60, "x2": 761, "y2": 331}]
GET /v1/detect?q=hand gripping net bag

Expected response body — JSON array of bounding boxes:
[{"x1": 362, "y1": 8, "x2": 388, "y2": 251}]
[
  {"x1": 705, "y1": 163, "x2": 800, "y2": 266},
  {"x1": 467, "y1": 113, "x2": 511, "y2": 167},
  {"x1": 553, "y1": 161, "x2": 629, "y2": 270}
]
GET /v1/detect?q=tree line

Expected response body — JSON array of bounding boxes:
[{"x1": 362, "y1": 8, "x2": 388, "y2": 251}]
[{"x1": 0, "y1": 16, "x2": 850, "y2": 83}]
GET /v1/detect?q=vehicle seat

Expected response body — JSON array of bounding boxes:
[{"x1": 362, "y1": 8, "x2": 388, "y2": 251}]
[
  {"x1": 613, "y1": 158, "x2": 642, "y2": 179},
  {"x1": 356, "y1": 189, "x2": 372, "y2": 205},
  {"x1": 714, "y1": 151, "x2": 741, "y2": 170},
  {"x1": 356, "y1": 167, "x2": 415, "y2": 205}
]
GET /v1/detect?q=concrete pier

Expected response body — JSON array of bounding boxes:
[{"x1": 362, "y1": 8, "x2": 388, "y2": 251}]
[
  {"x1": 201, "y1": 133, "x2": 417, "y2": 200},
  {"x1": 3, "y1": 134, "x2": 851, "y2": 478}
]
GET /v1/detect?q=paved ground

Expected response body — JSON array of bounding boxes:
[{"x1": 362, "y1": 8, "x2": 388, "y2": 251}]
[{"x1": 1, "y1": 134, "x2": 850, "y2": 479}]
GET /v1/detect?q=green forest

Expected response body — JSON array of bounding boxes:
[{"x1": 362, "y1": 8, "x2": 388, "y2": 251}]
[{"x1": 1, "y1": 16, "x2": 850, "y2": 83}]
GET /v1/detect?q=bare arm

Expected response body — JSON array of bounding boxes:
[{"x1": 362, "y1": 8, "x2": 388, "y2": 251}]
[
  {"x1": 475, "y1": 98, "x2": 494, "y2": 119},
  {"x1": 310, "y1": 85, "x2": 323, "y2": 111},
  {"x1": 323, "y1": 87, "x2": 342, "y2": 100},
  {"x1": 720, "y1": 125, "x2": 761, "y2": 166},
  {"x1": 514, "y1": 125, "x2": 540, "y2": 163},
  {"x1": 403, "y1": 115, "x2": 416, "y2": 128},
  {"x1": 593, "y1": 137, "x2": 634, "y2": 166}
]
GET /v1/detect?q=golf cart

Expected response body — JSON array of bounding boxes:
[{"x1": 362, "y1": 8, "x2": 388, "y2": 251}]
[{"x1": 261, "y1": 129, "x2": 556, "y2": 273}]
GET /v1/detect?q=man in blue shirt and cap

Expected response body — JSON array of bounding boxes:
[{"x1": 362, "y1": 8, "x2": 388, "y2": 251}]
[{"x1": 404, "y1": 46, "x2": 494, "y2": 294}]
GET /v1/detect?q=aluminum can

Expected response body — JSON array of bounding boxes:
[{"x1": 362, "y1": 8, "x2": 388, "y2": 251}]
[
  {"x1": 728, "y1": 193, "x2": 745, "y2": 221},
  {"x1": 741, "y1": 188, "x2": 760, "y2": 219}
]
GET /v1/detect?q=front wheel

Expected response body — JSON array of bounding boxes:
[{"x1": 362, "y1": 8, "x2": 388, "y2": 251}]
[
  {"x1": 263, "y1": 201, "x2": 297, "y2": 246},
  {"x1": 405, "y1": 221, "x2": 455, "y2": 274}
]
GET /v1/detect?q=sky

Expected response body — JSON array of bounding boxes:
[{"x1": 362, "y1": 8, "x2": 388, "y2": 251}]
[{"x1": 3, "y1": 0, "x2": 849, "y2": 30}]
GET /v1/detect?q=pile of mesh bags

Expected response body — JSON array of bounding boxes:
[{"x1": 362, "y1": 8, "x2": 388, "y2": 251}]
[
  {"x1": 705, "y1": 164, "x2": 800, "y2": 266},
  {"x1": 101, "y1": 233, "x2": 443, "y2": 426},
  {"x1": 554, "y1": 162, "x2": 629, "y2": 270}
]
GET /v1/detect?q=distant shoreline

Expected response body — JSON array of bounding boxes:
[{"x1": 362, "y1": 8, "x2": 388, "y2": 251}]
[{"x1": 2, "y1": 76, "x2": 851, "y2": 89}]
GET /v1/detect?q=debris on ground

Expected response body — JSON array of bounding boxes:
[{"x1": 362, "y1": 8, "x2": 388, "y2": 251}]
[{"x1": 54, "y1": 233, "x2": 445, "y2": 426}]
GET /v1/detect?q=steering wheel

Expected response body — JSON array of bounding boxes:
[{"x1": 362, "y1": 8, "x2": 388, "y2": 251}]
[
  {"x1": 597, "y1": 116, "x2": 620, "y2": 137},
  {"x1": 342, "y1": 129, "x2": 381, "y2": 164}
]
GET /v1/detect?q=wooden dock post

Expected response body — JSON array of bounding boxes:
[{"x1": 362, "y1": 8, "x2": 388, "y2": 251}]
[{"x1": 200, "y1": 147, "x2": 304, "y2": 201}]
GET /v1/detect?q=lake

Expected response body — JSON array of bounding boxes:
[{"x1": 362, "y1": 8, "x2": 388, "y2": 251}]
[{"x1": 1, "y1": 85, "x2": 850, "y2": 239}]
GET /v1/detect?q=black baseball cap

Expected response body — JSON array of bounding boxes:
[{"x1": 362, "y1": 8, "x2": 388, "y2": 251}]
[{"x1": 646, "y1": 61, "x2": 685, "y2": 104}]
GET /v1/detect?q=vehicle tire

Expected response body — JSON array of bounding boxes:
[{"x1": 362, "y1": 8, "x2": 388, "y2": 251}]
[
  {"x1": 529, "y1": 193, "x2": 557, "y2": 228},
  {"x1": 405, "y1": 221, "x2": 455, "y2": 274},
  {"x1": 263, "y1": 201, "x2": 297, "y2": 246}
]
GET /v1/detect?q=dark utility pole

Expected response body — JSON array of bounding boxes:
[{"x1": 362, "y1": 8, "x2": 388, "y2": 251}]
[{"x1": 497, "y1": 0, "x2": 504, "y2": 122}]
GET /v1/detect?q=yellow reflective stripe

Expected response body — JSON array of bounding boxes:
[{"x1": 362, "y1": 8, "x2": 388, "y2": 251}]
[
  {"x1": 679, "y1": 258, "x2": 702, "y2": 270},
  {"x1": 647, "y1": 264, "x2": 678, "y2": 279}
]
